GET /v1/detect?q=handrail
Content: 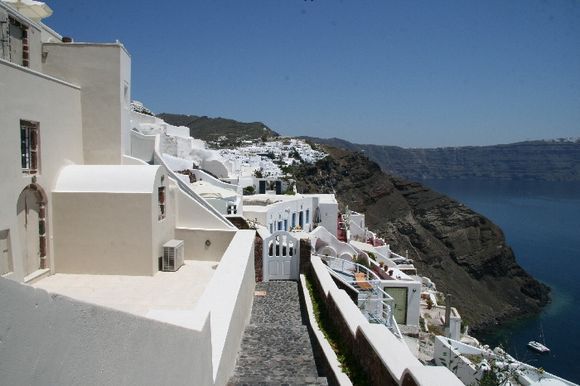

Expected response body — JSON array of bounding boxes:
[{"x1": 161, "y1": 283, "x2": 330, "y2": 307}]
[
  {"x1": 318, "y1": 254, "x2": 401, "y2": 338},
  {"x1": 192, "y1": 169, "x2": 242, "y2": 196},
  {"x1": 151, "y1": 135, "x2": 235, "y2": 229}
]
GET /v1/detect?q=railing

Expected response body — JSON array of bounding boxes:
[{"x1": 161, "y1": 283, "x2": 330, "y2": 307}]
[
  {"x1": 148, "y1": 134, "x2": 235, "y2": 229},
  {"x1": 192, "y1": 169, "x2": 242, "y2": 196},
  {"x1": 318, "y1": 255, "x2": 401, "y2": 338}
]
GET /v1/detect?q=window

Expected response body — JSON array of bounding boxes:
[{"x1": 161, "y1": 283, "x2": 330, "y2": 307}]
[
  {"x1": 306, "y1": 209, "x2": 310, "y2": 224},
  {"x1": 278, "y1": 221, "x2": 283, "y2": 231},
  {"x1": 158, "y1": 175, "x2": 166, "y2": 221},
  {"x1": 269, "y1": 223, "x2": 273, "y2": 233},
  {"x1": 20, "y1": 120, "x2": 40, "y2": 174},
  {"x1": 284, "y1": 219, "x2": 288, "y2": 231},
  {"x1": 292, "y1": 213, "x2": 296, "y2": 228}
]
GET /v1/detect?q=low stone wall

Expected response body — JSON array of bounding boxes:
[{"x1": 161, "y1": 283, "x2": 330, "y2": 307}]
[
  {"x1": 299, "y1": 238, "x2": 312, "y2": 275},
  {"x1": 309, "y1": 255, "x2": 462, "y2": 386},
  {"x1": 254, "y1": 233, "x2": 263, "y2": 282}
]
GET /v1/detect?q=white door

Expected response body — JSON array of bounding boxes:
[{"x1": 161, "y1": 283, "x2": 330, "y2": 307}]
[{"x1": 263, "y1": 231, "x2": 300, "y2": 281}]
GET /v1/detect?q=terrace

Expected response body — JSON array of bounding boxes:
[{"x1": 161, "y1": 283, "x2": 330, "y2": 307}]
[
  {"x1": 33, "y1": 260, "x2": 217, "y2": 317},
  {"x1": 319, "y1": 255, "x2": 402, "y2": 338}
]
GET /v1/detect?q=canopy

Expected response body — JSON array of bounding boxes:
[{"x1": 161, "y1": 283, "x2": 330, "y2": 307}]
[{"x1": 3, "y1": 0, "x2": 53, "y2": 21}]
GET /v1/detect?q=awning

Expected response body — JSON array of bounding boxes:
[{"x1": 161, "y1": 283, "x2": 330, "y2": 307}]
[{"x1": 3, "y1": 0, "x2": 53, "y2": 21}]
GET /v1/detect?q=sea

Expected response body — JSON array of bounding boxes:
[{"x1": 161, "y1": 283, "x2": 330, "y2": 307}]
[{"x1": 422, "y1": 179, "x2": 580, "y2": 384}]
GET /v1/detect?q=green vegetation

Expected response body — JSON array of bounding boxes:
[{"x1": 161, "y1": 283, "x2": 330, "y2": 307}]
[
  {"x1": 243, "y1": 186, "x2": 255, "y2": 195},
  {"x1": 479, "y1": 369, "x2": 500, "y2": 386},
  {"x1": 353, "y1": 255, "x2": 370, "y2": 269},
  {"x1": 305, "y1": 273, "x2": 370, "y2": 386},
  {"x1": 428, "y1": 324, "x2": 444, "y2": 336}
]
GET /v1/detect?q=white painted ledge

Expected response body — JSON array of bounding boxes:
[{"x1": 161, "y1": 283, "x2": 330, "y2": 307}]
[{"x1": 300, "y1": 274, "x2": 353, "y2": 386}]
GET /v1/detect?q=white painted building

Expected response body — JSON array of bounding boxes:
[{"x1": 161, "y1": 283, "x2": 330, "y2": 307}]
[{"x1": 0, "y1": 3, "x2": 255, "y2": 385}]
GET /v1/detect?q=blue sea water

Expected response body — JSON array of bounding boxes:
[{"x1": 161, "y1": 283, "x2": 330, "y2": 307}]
[{"x1": 422, "y1": 179, "x2": 580, "y2": 383}]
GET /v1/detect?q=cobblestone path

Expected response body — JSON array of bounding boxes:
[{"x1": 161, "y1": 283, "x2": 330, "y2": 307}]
[{"x1": 228, "y1": 281, "x2": 328, "y2": 386}]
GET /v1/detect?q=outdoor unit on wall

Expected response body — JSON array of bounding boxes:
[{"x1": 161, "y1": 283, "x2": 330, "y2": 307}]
[{"x1": 162, "y1": 239, "x2": 184, "y2": 272}]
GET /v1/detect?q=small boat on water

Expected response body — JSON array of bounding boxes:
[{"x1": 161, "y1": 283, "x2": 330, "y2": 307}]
[
  {"x1": 527, "y1": 340, "x2": 550, "y2": 353},
  {"x1": 528, "y1": 322, "x2": 550, "y2": 353}
]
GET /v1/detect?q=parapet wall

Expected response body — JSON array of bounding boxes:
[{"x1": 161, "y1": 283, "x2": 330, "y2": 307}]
[
  {"x1": 309, "y1": 255, "x2": 462, "y2": 386},
  {"x1": 0, "y1": 276, "x2": 213, "y2": 386},
  {"x1": 0, "y1": 229, "x2": 257, "y2": 386}
]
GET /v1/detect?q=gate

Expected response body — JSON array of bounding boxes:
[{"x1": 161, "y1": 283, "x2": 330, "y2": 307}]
[{"x1": 263, "y1": 231, "x2": 300, "y2": 281}]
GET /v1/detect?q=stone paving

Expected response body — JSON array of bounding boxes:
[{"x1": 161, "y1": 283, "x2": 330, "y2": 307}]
[{"x1": 228, "y1": 281, "x2": 328, "y2": 386}]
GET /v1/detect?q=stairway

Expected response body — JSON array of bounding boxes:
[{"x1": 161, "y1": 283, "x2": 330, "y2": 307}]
[{"x1": 228, "y1": 281, "x2": 328, "y2": 386}]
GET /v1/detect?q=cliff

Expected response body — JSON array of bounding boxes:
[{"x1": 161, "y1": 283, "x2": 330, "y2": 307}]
[
  {"x1": 305, "y1": 137, "x2": 580, "y2": 182},
  {"x1": 293, "y1": 145, "x2": 551, "y2": 332}
]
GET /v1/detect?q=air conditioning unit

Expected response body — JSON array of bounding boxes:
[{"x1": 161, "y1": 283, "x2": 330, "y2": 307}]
[{"x1": 162, "y1": 239, "x2": 184, "y2": 272}]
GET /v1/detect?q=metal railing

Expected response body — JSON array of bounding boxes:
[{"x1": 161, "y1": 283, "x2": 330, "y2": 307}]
[{"x1": 318, "y1": 255, "x2": 402, "y2": 338}]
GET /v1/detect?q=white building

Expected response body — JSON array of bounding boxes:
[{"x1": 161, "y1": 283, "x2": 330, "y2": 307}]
[
  {"x1": 0, "y1": 3, "x2": 255, "y2": 385},
  {"x1": 242, "y1": 193, "x2": 338, "y2": 238}
]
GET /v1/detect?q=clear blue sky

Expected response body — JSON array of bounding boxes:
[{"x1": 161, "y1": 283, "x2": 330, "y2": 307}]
[{"x1": 45, "y1": 0, "x2": 580, "y2": 148}]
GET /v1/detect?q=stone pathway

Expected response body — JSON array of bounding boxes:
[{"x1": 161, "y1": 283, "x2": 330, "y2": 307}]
[{"x1": 228, "y1": 281, "x2": 328, "y2": 386}]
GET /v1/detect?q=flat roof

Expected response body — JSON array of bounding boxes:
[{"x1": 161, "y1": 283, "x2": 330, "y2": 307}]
[
  {"x1": 303, "y1": 193, "x2": 337, "y2": 204},
  {"x1": 33, "y1": 260, "x2": 216, "y2": 317}
]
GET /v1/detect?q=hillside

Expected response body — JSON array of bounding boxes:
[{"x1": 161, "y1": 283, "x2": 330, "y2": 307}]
[
  {"x1": 304, "y1": 137, "x2": 580, "y2": 182},
  {"x1": 158, "y1": 113, "x2": 279, "y2": 145},
  {"x1": 293, "y1": 145, "x2": 551, "y2": 332}
]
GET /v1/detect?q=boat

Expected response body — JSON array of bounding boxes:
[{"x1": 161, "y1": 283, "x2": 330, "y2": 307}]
[{"x1": 527, "y1": 340, "x2": 550, "y2": 353}]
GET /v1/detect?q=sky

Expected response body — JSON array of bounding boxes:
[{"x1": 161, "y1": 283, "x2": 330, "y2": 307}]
[{"x1": 44, "y1": 0, "x2": 580, "y2": 148}]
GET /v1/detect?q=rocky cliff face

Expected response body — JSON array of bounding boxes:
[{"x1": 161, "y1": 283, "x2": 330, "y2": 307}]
[
  {"x1": 294, "y1": 146, "x2": 550, "y2": 332},
  {"x1": 305, "y1": 137, "x2": 580, "y2": 182}
]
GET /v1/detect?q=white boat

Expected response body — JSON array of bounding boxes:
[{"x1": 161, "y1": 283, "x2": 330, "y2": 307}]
[{"x1": 527, "y1": 340, "x2": 550, "y2": 353}]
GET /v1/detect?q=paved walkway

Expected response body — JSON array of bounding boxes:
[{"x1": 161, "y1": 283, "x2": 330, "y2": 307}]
[{"x1": 228, "y1": 281, "x2": 328, "y2": 386}]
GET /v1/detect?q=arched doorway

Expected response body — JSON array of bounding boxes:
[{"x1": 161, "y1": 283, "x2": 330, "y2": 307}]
[{"x1": 16, "y1": 184, "x2": 47, "y2": 276}]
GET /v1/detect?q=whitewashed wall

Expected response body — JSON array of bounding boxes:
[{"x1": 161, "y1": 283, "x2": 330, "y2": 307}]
[
  {"x1": 310, "y1": 255, "x2": 462, "y2": 386},
  {"x1": 0, "y1": 59, "x2": 83, "y2": 282},
  {"x1": 43, "y1": 43, "x2": 129, "y2": 165},
  {"x1": 0, "y1": 276, "x2": 214, "y2": 386},
  {"x1": 311, "y1": 226, "x2": 357, "y2": 259},
  {"x1": 192, "y1": 230, "x2": 256, "y2": 385},
  {"x1": 175, "y1": 228, "x2": 236, "y2": 262}
]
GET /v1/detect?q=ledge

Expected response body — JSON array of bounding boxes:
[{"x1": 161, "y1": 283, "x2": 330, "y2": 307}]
[
  {"x1": 23, "y1": 268, "x2": 50, "y2": 284},
  {"x1": 300, "y1": 274, "x2": 353, "y2": 386}
]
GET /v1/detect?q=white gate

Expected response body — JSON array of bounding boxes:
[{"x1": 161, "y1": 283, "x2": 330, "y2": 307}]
[{"x1": 263, "y1": 231, "x2": 300, "y2": 281}]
